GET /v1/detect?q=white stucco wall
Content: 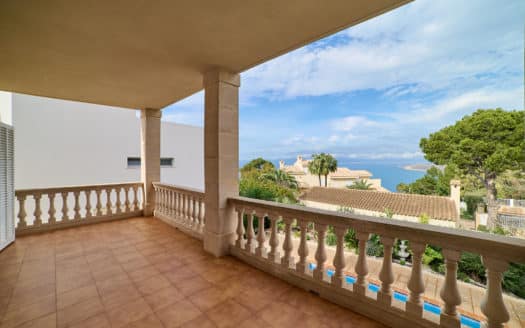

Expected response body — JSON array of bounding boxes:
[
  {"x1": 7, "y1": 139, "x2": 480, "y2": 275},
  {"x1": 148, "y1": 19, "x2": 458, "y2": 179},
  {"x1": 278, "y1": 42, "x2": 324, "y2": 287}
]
[
  {"x1": 302, "y1": 200, "x2": 456, "y2": 228},
  {"x1": 0, "y1": 91, "x2": 12, "y2": 125},
  {"x1": 12, "y1": 94, "x2": 204, "y2": 190}
]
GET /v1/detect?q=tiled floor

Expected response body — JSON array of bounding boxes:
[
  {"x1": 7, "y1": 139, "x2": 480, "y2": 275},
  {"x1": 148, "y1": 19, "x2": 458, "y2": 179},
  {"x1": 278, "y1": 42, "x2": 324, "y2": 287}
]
[{"x1": 0, "y1": 217, "x2": 385, "y2": 328}]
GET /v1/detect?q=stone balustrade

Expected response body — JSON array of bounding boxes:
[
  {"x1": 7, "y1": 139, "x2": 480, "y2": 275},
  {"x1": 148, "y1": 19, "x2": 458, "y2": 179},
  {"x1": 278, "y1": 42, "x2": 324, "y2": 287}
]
[
  {"x1": 152, "y1": 182, "x2": 205, "y2": 239},
  {"x1": 229, "y1": 196, "x2": 525, "y2": 328},
  {"x1": 15, "y1": 182, "x2": 143, "y2": 235}
]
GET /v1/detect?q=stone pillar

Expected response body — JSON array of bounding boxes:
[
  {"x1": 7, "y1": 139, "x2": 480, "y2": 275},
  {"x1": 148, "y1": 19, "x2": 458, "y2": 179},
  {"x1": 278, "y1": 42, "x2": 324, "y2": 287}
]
[
  {"x1": 140, "y1": 108, "x2": 161, "y2": 217},
  {"x1": 203, "y1": 69, "x2": 240, "y2": 257}
]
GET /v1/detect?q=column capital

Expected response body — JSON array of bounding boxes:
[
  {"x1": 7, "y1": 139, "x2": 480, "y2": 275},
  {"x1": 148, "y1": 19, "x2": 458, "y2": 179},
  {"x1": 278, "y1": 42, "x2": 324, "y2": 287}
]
[
  {"x1": 140, "y1": 108, "x2": 162, "y2": 119},
  {"x1": 203, "y1": 68, "x2": 240, "y2": 87}
]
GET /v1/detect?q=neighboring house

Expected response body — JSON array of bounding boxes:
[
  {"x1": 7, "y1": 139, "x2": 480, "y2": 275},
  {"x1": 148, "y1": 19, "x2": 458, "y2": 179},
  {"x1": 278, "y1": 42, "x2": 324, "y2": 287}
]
[
  {"x1": 300, "y1": 180, "x2": 461, "y2": 228},
  {"x1": 279, "y1": 155, "x2": 385, "y2": 190},
  {"x1": 9, "y1": 92, "x2": 204, "y2": 190}
]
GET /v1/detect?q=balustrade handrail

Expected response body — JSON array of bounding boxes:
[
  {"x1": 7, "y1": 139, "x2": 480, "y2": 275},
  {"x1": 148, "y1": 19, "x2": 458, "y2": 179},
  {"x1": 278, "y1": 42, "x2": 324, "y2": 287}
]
[
  {"x1": 16, "y1": 181, "x2": 142, "y2": 197},
  {"x1": 229, "y1": 196, "x2": 525, "y2": 264},
  {"x1": 152, "y1": 182, "x2": 204, "y2": 198}
]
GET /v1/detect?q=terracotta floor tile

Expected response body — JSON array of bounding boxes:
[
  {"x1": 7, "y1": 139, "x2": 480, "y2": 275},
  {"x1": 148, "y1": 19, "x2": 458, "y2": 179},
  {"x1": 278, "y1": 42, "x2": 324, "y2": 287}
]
[
  {"x1": 15, "y1": 312, "x2": 56, "y2": 328},
  {"x1": 172, "y1": 275, "x2": 212, "y2": 296},
  {"x1": 57, "y1": 296, "x2": 104, "y2": 328},
  {"x1": 100, "y1": 285, "x2": 142, "y2": 310},
  {"x1": 69, "y1": 313, "x2": 111, "y2": 328},
  {"x1": 95, "y1": 273, "x2": 133, "y2": 295},
  {"x1": 123, "y1": 314, "x2": 164, "y2": 328},
  {"x1": 259, "y1": 301, "x2": 303, "y2": 327},
  {"x1": 1, "y1": 294, "x2": 56, "y2": 328},
  {"x1": 128, "y1": 265, "x2": 161, "y2": 283},
  {"x1": 156, "y1": 299, "x2": 202, "y2": 328},
  {"x1": 206, "y1": 299, "x2": 251, "y2": 328},
  {"x1": 135, "y1": 274, "x2": 171, "y2": 295},
  {"x1": 57, "y1": 284, "x2": 99, "y2": 310},
  {"x1": 144, "y1": 286, "x2": 185, "y2": 311},
  {"x1": 188, "y1": 287, "x2": 230, "y2": 312},
  {"x1": 4, "y1": 218, "x2": 384, "y2": 328},
  {"x1": 106, "y1": 297, "x2": 153, "y2": 328},
  {"x1": 179, "y1": 314, "x2": 217, "y2": 328}
]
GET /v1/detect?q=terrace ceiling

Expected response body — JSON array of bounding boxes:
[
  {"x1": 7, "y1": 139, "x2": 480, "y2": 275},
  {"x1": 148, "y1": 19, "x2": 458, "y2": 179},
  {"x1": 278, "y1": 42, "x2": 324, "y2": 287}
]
[{"x1": 0, "y1": 0, "x2": 409, "y2": 109}]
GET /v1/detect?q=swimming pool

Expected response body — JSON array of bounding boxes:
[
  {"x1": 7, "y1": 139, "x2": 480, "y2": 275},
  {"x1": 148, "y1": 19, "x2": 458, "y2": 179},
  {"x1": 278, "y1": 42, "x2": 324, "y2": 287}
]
[{"x1": 307, "y1": 263, "x2": 480, "y2": 328}]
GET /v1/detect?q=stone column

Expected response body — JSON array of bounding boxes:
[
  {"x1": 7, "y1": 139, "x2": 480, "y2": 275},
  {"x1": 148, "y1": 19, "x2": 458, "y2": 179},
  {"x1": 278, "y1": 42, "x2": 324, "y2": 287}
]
[
  {"x1": 203, "y1": 69, "x2": 240, "y2": 257},
  {"x1": 140, "y1": 108, "x2": 161, "y2": 216}
]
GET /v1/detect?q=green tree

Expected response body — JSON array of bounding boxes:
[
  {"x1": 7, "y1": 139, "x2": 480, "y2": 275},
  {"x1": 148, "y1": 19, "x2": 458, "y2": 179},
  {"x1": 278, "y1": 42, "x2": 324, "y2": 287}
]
[
  {"x1": 308, "y1": 154, "x2": 324, "y2": 186},
  {"x1": 260, "y1": 170, "x2": 299, "y2": 190},
  {"x1": 321, "y1": 154, "x2": 338, "y2": 187},
  {"x1": 240, "y1": 158, "x2": 298, "y2": 203},
  {"x1": 420, "y1": 109, "x2": 524, "y2": 227},
  {"x1": 396, "y1": 165, "x2": 458, "y2": 196},
  {"x1": 347, "y1": 179, "x2": 373, "y2": 190},
  {"x1": 240, "y1": 158, "x2": 274, "y2": 175}
]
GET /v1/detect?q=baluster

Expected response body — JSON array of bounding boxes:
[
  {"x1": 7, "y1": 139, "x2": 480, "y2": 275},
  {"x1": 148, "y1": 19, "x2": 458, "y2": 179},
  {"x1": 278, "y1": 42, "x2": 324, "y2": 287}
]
[
  {"x1": 158, "y1": 188, "x2": 163, "y2": 213},
  {"x1": 174, "y1": 192, "x2": 179, "y2": 218},
  {"x1": 378, "y1": 236, "x2": 396, "y2": 306},
  {"x1": 16, "y1": 195, "x2": 27, "y2": 228},
  {"x1": 85, "y1": 189, "x2": 92, "y2": 218},
  {"x1": 255, "y1": 213, "x2": 267, "y2": 257},
  {"x1": 185, "y1": 195, "x2": 190, "y2": 222},
  {"x1": 354, "y1": 231, "x2": 369, "y2": 295},
  {"x1": 33, "y1": 193, "x2": 42, "y2": 226},
  {"x1": 124, "y1": 186, "x2": 130, "y2": 213},
  {"x1": 331, "y1": 226, "x2": 347, "y2": 287},
  {"x1": 168, "y1": 190, "x2": 174, "y2": 217},
  {"x1": 281, "y1": 217, "x2": 294, "y2": 268},
  {"x1": 106, "y1": 188, "x2": 113, "y2": 215},
  {"x1": 186, "y1": 194, "x2": 192, "y2": 224},
  {"x1": 95, "y1": 188, "x2": 103, "y2": 216},
  {"x1": 73, "y1": 191, "x2": 81, "y2": 220},
  {"x1": 197, "y1": 198, "x2": 204, "y2": 230},
  {"x1": 439, "y1": 249, "x2": 462, "y2": 328},
  {"x1": 235, "y1": 208, "x2": 245, "y2": 248},
  {"x1": 115, "y1": 186, "x2": 122, "y2": 214},
  {"x1": 406, "y1": 242, "x2": 426, "y2": 317},
  {"x1": 153, "y1": 187, "x2": 159, "y2": 213},
  {"x1": 246, "y1": 210, "x2": 255, "y2": 253},
  {"x1": 192, "y1": 197, "x2": 197, "y2": 226},
  {"x1": 61, "y1": 192, "x2": 69, "y2": 221},
  {"x1": 313, "y1": 223, "x2": 328, "y2": 281},
  {"x1": 296, "y1": 219, "x2": 309, "y2": 274},
  {"x1": 133, "y1": 185, "x2": 139, "y2": 211},
  {"x1": 268, "y1": 215, "x2": 280, "y2": 263},
  {"x1": 480, "y1": 257, "x2": 510, "y2": 328},
  {"x1": 163, "y1": 189, "x2": 167, "y2": 214},
  {"x1": 48, "y1": 193, "x2": 56, "y2": 224}
]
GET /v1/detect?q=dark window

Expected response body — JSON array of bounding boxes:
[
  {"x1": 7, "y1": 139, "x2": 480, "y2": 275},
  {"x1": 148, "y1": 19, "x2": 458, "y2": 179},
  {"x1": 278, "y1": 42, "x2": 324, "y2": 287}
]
[
  {"x1": 160, "y1": 158, "x2": 174, "y2": 167},
  {"x1": 127, "y1": 157, "x2": 174, "y2": 168},
  {"x1": 127, "y1": 157, "x2": 141, "y2": 167}
]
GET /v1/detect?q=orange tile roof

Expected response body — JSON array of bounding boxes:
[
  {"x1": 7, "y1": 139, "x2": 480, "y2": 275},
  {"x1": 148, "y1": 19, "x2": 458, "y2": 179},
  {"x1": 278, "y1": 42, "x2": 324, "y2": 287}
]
[{"x1": 300, "y1": 187, "x2": 458, "y2": 221}]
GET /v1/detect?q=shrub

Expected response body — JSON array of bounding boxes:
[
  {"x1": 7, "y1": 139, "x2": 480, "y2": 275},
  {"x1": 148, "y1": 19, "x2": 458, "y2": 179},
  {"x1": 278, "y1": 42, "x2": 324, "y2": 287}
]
[{"x1": 419, "y1": 213, "x2": 430, "y2": 224}]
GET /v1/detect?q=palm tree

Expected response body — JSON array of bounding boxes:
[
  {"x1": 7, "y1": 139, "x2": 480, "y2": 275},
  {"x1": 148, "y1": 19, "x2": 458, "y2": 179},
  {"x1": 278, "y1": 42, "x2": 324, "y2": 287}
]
[
  {"x1": 347, "y1": 179, "x2": 373, "y2": 190},
  {"x1": 308, "y1": 154, "x2": 324, "y2": 186},
  {"x1": 261, "y1": 170, "x2": 299, "y2": 189},
  {"x1": 321, "y1": 154, "x2": 337, "y2": 187}
]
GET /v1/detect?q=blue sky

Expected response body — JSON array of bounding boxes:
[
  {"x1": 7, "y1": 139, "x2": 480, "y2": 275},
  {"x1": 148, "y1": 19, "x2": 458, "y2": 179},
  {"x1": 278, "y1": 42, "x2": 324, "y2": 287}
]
[{"x1": 163, "y1": 0, "x2": 524, "y2": 162}]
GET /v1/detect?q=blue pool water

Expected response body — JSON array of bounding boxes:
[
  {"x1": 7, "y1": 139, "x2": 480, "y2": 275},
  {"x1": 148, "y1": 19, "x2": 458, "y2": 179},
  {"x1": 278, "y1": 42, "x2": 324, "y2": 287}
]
[{"x1": 308, "y1": 264, "x2": 480, "y2": 328}]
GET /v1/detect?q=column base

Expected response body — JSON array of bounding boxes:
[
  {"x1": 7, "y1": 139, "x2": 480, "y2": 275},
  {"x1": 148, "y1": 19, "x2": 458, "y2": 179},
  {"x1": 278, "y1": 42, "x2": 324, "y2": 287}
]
[
  {"x1": 440, "y1": 313, "x2": 461, "y2": 328},
  {"x1": 204, "y1": 230, "x2": 235, "y2": 257},
  {"x1": 377, "y1": 291, "x2": 392, "y2": 307}
]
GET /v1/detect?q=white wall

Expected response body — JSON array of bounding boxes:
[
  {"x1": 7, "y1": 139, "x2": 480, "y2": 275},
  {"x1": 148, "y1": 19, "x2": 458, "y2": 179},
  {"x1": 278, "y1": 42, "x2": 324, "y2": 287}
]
[
  {"x1": 12, "y1": 94, "x2": 204, "y2": 190},
  {"x1": 0, "y1": 91, "x2": 12, "y2": 125}
]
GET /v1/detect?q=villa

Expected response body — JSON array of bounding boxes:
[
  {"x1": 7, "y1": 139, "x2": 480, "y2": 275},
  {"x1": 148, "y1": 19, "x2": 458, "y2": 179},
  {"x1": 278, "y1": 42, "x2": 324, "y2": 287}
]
[
  {"x1": 280, "y1": 155, "x2": 385, "y2": 190},
  {"x1": 0, "y1": 1, "x2": 524, "y2": 328}
]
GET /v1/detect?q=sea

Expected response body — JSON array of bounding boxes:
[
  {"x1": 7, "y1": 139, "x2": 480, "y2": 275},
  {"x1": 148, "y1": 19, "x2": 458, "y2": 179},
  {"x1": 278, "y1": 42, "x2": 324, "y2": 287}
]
[{"x1": 240, "y1": 158, "x2": 426, "y2": 192}]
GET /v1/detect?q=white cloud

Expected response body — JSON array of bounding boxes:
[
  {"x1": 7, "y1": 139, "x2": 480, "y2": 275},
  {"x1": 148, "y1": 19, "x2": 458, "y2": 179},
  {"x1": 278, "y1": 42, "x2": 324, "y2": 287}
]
[
  {"x1": 332, "y1": 116, "x2": 379, "y2": 132},
  {"x1": 242, "y1": 0, "x2": 523, "y2": 100}
]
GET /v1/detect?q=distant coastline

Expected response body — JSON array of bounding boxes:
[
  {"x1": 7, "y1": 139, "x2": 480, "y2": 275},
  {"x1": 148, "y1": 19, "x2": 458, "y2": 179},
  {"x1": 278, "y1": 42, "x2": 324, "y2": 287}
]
[{"x1": 403, "y1": 163, "x2": 433, "y2": 172}]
